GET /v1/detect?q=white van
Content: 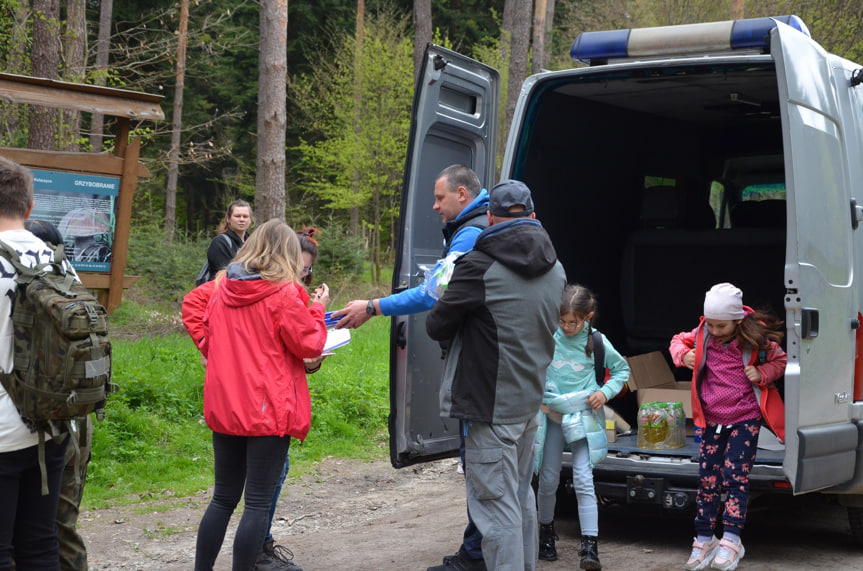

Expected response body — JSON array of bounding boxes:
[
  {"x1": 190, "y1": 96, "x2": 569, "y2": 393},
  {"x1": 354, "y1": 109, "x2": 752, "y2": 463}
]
[{"x1": 389, "y1": 15, "x2": 863, "y2": 543}]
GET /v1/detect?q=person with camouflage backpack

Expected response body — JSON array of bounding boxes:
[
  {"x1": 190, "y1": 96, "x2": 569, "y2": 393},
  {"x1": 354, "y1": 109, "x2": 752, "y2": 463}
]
[
  {"x1": 0, "y1": 157, "x2": 69, "y2": 568},
  {"x1": 25, "y1": 218, "x2": 92, "y2": 571}
]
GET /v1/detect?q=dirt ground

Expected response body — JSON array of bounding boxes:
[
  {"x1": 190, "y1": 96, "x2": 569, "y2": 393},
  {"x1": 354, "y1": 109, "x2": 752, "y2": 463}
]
[{"x1": 78, "y1": 455, "x2": 863, "y2": 570}]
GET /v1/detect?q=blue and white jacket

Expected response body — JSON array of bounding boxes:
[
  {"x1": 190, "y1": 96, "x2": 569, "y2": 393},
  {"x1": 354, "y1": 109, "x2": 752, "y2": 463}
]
[{"x1": 378, "y1": 190, "x2": 489, "y2": 317}]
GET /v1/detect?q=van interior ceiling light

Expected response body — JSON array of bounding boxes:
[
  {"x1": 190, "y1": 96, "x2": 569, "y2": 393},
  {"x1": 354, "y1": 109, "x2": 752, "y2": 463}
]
[{"x1": 571, "y1": 15, "x2": 810, "y2": 65}]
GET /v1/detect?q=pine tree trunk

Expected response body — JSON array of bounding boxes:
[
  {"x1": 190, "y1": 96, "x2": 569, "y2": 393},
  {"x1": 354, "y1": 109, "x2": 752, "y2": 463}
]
[
  {"x1": 413, "y1": 0, "x2": 432, "y2": 81},
  {"x1": 61, "y1": 0, "x2": 86, "y2": 151},
  {"x1": 545, "y1": 0, "x2": 555, "y2": 52},
  {"x1": 29, "y1": 0, "x2": 60, "y2": 151},
  {"x1": 255, "y1": 0, "x2": 289, "y2": 222},
  {"x1": 504, "y1": 0, "x2": 532, "y2": 141},
  {"x1": 166, "y1": 0, "x2": 190, "y2": 239},
  {"x1": 532, "y1": 0, "x2": 547, "y2": 73},
  {"x1": 90, "y1": 0, "x2": 114, "y2": 152},
  {"x1": 350, "y1": 0, "x2": 364, "y2": 235}
]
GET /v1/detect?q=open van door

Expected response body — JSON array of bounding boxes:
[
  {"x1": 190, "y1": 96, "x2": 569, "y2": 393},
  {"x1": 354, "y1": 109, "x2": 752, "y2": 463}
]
[
  {"x1": 773, "y1": 22, "x2": 859, "y2": 493},
  {"x1": 389, "y1": 45, "x2": 498, "y2": 468}
]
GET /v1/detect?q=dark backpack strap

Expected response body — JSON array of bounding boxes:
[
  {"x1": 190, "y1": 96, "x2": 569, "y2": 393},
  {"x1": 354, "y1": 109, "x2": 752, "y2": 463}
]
[{"x1": 591, "y1": 330, "x2": 605, "y2": 385}]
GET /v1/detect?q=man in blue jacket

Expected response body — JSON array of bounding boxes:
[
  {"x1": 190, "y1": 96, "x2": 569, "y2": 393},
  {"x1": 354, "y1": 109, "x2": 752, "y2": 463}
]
[
  {"x1": 426, "y1": 180, "x2": 566, "y2": 571},
  {"x1": 333, "y1": 164, "x2": 488, "y2": 570},
  {"x1": 333, "y1": 164, "x2": 489, "y2": 327}
]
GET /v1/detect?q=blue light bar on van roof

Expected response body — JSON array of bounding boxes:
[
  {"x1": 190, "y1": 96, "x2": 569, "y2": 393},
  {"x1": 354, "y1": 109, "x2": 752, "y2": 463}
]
[{"x1": 571, "y1": 15, "x2": 810, "y2": 65}]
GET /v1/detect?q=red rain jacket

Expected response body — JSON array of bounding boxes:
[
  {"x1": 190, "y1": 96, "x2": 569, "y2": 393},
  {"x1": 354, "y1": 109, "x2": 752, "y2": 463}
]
[{"x1": 185, "y1": 275, "x2": 326, "y2": 439}]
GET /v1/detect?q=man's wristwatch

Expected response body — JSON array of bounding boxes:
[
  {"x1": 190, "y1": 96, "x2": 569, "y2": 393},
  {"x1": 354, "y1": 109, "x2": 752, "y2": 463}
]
[{"x1": 366, "y1": 299, "x2": 376, "y2": 316}]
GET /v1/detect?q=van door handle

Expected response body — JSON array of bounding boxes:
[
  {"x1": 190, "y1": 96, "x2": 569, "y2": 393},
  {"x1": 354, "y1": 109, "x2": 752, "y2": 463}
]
[
  {"x1": 801, "y1": 308, "x2": 819, "y2": 339},
  {"x1": 396, "y1": 320, "x2": 407, "y2": 349}
]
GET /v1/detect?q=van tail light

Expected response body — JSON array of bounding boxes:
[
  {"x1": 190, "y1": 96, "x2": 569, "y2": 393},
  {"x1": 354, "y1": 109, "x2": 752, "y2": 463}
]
[
  {"x1": 773, "y1": 481, "x2": 792, "y2": 489},
  {"x1": 854, "y1": 312, "x2": 863, "y2": 401}
]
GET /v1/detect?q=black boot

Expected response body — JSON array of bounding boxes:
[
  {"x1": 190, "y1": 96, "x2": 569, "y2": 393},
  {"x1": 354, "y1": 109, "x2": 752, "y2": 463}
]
[
  {"x1": 539, "y1": 521, "x2": 558, "y2": 561},
  {"x1": 579, "y1": 536, "x2": 601, "y2": 570}
]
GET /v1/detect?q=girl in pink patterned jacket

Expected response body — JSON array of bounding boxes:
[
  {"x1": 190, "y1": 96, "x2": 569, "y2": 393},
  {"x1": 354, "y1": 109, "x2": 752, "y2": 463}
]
[{"x1": 669, "y1": 283, "x2": 786, "y2": 571}]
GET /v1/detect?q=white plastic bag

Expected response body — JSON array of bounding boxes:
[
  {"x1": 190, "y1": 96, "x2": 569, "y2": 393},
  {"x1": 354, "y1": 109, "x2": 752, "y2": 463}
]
[{"x1": 421, "y1": 251, "x2": 464, "y2": 300}]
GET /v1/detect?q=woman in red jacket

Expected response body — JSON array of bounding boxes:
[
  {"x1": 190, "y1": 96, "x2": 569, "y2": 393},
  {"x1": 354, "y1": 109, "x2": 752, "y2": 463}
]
[{"x1": 192, "y1": 219, "x2": 329, "y2": 571}]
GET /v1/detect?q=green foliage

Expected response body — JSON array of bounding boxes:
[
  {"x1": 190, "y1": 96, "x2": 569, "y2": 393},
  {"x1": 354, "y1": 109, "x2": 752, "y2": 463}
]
[
  {"x1": 293, "y1": 317, "x2": 391, "y2": 461},
  {"x1": 108, "y1": 336, "x2": 204, "y2": 421},
  {"x1": 85, "y1": 334, "x2": 213, "y2": 506},
  {"x1": 290, "y1": 8, "x2": 414, "y2": 283},
  {"x1": 84, "y1": 316, "x2": 391, "y2": 508},
  {"x1": 290, "y1": 218, "x2": 366, "y2": 286},
  {"x1": 124, "y1": 220, "x2": 211, "y2": 302}
]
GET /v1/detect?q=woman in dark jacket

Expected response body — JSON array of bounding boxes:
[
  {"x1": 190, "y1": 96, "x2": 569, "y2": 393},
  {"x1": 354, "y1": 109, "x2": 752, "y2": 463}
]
[{"x1": 204, "y1": 199, "x2": 252, "y2": 279}]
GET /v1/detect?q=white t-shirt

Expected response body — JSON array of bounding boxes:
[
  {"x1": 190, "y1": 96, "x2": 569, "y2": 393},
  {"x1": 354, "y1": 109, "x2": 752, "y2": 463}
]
[{"x1": 0, "y1": 228, "x2": 55, "y2": 453}]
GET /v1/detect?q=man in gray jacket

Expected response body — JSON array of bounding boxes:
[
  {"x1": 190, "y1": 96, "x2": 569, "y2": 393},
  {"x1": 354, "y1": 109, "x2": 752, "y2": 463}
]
[{"x1": 426, "y1": 179, "x2": 566, "y2": 571}]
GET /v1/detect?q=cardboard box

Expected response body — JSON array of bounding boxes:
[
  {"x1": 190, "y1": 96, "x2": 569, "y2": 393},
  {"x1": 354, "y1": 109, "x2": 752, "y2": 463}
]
[{"x1": 626, "y1": 351, "x2": 693, "y2": 418}]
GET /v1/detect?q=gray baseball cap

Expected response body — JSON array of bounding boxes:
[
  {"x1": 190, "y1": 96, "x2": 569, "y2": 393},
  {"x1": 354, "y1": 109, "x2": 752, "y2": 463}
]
[{"x1": 488, "y1": 180, "x2": 535, "y2": 217}]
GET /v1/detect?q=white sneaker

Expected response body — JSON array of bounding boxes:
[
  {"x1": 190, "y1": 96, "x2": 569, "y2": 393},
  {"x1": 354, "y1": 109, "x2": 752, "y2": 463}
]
[
  {"x1": 710, "y1": 537, "x2": 744, "y2": 571},
  {"x1": 683, "y1": 536, "x2": 719, "y2": 571},
  {"x1": 456, "y1": 461, "x2": 464, "y2": 475}
]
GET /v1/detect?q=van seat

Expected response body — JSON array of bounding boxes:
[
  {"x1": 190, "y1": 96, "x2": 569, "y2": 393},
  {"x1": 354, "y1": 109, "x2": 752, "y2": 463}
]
[
  {"x1": 731, "y1": 200, "x2": 786, "y2": 228},
  {"x1": 620, "y1": 228, "x2": 785, "y2": 355},
  {"x1": 639, "y1": 184, "x2": 716, "y2": 230}
]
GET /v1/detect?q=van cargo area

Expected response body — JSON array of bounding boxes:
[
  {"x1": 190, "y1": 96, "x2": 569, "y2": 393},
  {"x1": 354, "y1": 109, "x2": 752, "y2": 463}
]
[{"x1": 511, "y1": 56, "x2": 792, "y2": 506}]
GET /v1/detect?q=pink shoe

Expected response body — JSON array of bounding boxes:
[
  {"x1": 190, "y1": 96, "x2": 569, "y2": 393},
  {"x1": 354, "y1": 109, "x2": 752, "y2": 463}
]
[
  {"x1": 683, "y1": 536, "x2": 719, "y2": 571},
  {"x1": 711, "y1": 537, "x2": 744, "y2": 571}
]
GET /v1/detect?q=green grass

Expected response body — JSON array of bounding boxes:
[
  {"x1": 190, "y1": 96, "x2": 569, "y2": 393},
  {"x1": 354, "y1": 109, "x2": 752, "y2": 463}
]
[{"x1": 83, "y1": 314, "x2": 391, "y2": 509}]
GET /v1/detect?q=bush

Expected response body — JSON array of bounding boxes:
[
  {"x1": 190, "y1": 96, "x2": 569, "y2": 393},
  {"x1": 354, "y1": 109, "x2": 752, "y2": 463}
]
[{"x1": 125, "y1": 219, "x2": 367, "y2": 303}]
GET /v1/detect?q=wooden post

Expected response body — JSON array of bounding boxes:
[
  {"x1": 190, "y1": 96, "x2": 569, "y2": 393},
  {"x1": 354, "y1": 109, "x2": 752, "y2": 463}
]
[
  {"x1": 105, "y1": 135, "x2": 140, "y2": 312},
  {"x1": 114, "y1": 117, "x2": 130, "y2": 159}
]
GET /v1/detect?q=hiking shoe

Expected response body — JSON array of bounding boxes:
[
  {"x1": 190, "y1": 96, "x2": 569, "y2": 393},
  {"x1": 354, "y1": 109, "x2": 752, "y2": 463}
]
[
  {"x1": 684, "y1": 536, "x2": 719, "y2": 571},
  {"x1": 710, "y1": 537, "x2": 744, "y2": 571},
  {"x1": 428, "y1": 546, "x2": 485, "y2": 571},
  {"x1": 255, "y1": 540, "x2": 303, "y2": 571},
  {"x1": 579, "y1": 536, "x2": 601, "y2": 570},
  {"x1": 539, "y1": 522, "x2": 558, "y2": 561}
]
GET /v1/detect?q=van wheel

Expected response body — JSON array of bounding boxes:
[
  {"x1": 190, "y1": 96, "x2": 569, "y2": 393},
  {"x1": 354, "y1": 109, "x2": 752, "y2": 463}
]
[{"x1": 849, "y1": 507, "x2": 863, "y2": 546}]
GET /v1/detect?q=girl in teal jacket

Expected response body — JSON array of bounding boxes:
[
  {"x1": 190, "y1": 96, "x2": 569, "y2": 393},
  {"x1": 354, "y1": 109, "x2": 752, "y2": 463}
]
[{"x1": 534, "y1": 284, "x2": 630, "y2": 569}]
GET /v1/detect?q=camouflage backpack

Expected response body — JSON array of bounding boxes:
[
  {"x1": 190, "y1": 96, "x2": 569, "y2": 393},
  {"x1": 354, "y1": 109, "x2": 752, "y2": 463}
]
[{"x1": 0, "y1": 240, "x2": 114, "y2": 494}]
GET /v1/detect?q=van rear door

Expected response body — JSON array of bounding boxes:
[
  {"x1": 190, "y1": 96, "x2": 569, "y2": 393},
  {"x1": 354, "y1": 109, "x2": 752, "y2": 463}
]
[
  {"x1": 389, "y1": 45, "x2": 498, "y2": 468},
  {"x1": 773, "y1": 22, "x2": 859, "y2": 493}
]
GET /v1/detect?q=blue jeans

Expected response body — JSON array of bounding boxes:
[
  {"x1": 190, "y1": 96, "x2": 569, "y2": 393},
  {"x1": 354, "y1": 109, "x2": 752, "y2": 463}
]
[
  {"x1": 266, "y1": 448, "x2": 291, "y2": 543},
  {"x1": 0, "y1": 438, "x2": 68, "y2": 571},
  {"x1": 194, "y1": 432, "x2": 290, "y2": 571},
  {"x1": 695, "y1": 419, "x2": 760, "y2": 538}
]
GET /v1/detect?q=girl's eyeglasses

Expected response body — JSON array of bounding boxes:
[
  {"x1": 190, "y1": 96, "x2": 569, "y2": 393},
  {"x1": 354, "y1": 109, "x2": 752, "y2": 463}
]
[{"x1": 559, "y1": 319, "x2": 584, "y2": 329}]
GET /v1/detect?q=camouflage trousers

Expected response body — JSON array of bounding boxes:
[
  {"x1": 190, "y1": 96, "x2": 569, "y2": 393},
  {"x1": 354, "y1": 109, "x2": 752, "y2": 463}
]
[{"x1": 58, "y1": 415, "x2": 92, "y2": 571}]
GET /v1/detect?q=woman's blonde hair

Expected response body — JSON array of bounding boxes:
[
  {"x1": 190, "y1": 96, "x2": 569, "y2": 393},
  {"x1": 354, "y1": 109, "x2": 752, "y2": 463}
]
[{"x1": 232, "y1": 218, "x2": 302, "y2": 283}]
